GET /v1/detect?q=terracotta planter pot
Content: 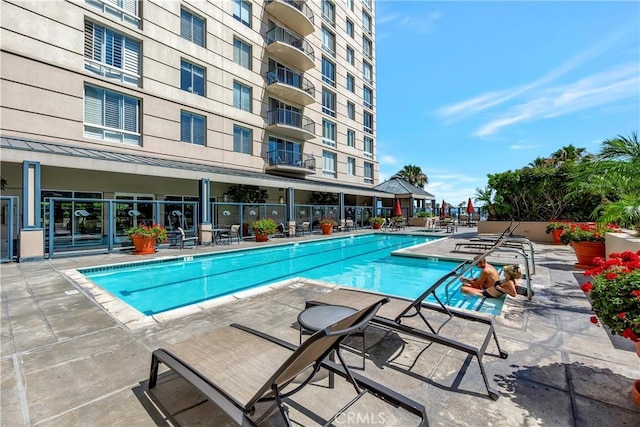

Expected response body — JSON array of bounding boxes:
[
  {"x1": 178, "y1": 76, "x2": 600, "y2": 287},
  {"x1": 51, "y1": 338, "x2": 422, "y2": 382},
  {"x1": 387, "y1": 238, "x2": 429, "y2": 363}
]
[
  {"x1": 321, "y1": 223, "x2": 333, "y2": 235},
  {"x1": 633, "y1": 379, "x2": 640, "y2": 408},
  {"x1": 254, "y1": 230, "x2": 268, "y2": 242},
  {"x1": 632, "y1": 343, "x2": 640, "y2": 407},
  {"x1": 372, "y1": 223, "x2": 381, "y2": 230},
  {"x1": 570, "y1": 241, "x2": 605, "y2": 269},
  {"x1": 132, "y1": 236, "x2": 156, "y2": 255},
  {"x1": 551, "y1": 228, "x2": 564, "y2": 245}
]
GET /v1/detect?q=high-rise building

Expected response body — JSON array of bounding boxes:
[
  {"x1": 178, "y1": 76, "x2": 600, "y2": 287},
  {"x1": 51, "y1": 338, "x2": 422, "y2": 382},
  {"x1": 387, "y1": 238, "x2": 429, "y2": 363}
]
[{"x1": 0, "y1": 0, "x2": 392, "y2": 259}]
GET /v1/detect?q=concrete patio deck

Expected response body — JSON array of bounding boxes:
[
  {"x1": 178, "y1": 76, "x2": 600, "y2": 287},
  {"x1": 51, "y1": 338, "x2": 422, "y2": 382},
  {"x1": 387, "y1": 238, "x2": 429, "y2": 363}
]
[{"x1": 1, "y1": 228, "x2": 639, "y2": 426}]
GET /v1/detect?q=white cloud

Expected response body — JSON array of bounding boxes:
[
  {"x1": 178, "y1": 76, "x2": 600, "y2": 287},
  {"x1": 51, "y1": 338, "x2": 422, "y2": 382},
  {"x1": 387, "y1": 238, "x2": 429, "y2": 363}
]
[
  {"x1": 474, "y1": 63, "x2": 639, "y2": 137},
  {"x1": 509, "y1": 144, "x2": 540, "y2": 150},
  {"x1": 436, "y1": 29, "x2": 631, "y2": 124},
  {"x1": 379, "y1": 155, "x2": 398, "y2": 165},
  {"x1": 376, "y1": 9, "x2": 442, "y2": 36}
]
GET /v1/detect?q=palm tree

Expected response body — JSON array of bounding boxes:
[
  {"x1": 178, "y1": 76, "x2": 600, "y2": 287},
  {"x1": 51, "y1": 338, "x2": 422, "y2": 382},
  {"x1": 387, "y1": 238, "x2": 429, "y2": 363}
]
[
  {"x1": 394, "y1": 165, "x2": 428, "y2": 189},
  {"x1": 598, "y1": 132, "x2": 640, "y2": 163},
  {"x1": 474, "y1": 186, "x2": 496, "y2": 219},
  {"x1": 527, "y1": 157, "x2": 551, "y2": 169},
  {"x1": 550, "y1": 144, "x2": 587, "y2": 164}
]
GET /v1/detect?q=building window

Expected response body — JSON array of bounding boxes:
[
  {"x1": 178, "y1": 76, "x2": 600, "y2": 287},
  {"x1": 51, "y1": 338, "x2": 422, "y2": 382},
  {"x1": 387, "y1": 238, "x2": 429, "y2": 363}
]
[
  {"x1": 347, "y1": 129, "x2": 355, "y2": 147},
  {"x1": 180, "y1": 9, "x2": 205, "y2": 47},
  {"x1": 321, "y1": 26, "x2": 336, "y2": 56},
  {"x1": 322, "y1": 0, "x2": 335, "y2": 25},
  {"x1": 364, "y1": 161, "x2": 373, "y2": 183},
  {"x1": 346, "y1": 74, "x2": 355, "y2": 92},
  {"x1": 346, "y1": 0, "x2": 353, "y2": 12},
  {"x1": 322, "y1": 57, "x2": 336, "y2": 87},
  {"x1": 363, "y1": 136, "x2": 373, "y2": 158},
  {"x1": 362, "y1": 11, "x2": 372, "y2": 33},
  {"x1": 363, "y1": 85, "x2": 373, "y2": 109},
  {"x1": 322, "y1": 88, "x2": 336, "y2": 117},
  {"x1": 269, "y1": 136, "x2": 302, "y2": 166},
  {"x1": 233, "y1": 0, "x2": 251, "y2": 27},
  {"x1": 233, "y1": 124, "x2": 252, "y2": 154},
  {"x1": 347, "y1": 157, "x2": 356, "y2": 175},
  {"x1": 362, "y1": 35, "x2": 372, "y2": 59},
  {"x1": 362, "y1": 0, "x2": 372, "y2": 10},
  {"x1": 84, "y1": 84, "x2": 140, "y2": 145},
  {"x1": 346, "y1": 19, "x2": 354, "y2": 38},
  {"x1": 347, "y1": 101, "x2": 355, "y2": 120},
  {"x1": 323, "y1": 150, "x2": 337, "y2": 178},
  {"x1": 346, "y1": 46, "x2": 354, "y2": 65},
  {"x1": 322, "y1": 119, "x2": 336, "y2": 147},
  {"x1": 233, "y1": 81, "x2": 252, "y2": 111},
  {"x1": 180, "y1": 60, "x2": 205, "y2": 96},
  {"x1": 84, "y1": 21, "x2": 140, "y2": 86},
  {"x1": 85, "y1": 0, "x2": 139, "y2": 27},
  {"x1": 180, "y1": 111, "x2": 206, "y2": 146},
  {"x1": 363, "y1": 60, "x2": 372, "y2": 84},
  {"x1": 363, "y1": 111, "x2": 373, "y2": 134},
  {"x1": 233, "y1": 37, "x2": 251, "y2": 69}
]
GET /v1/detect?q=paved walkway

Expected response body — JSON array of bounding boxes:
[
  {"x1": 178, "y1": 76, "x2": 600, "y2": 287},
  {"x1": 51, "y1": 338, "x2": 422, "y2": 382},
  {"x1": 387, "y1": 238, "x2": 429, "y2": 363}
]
[{"x1": 1, "y1": 228, "x2": 638, "y2": 426}]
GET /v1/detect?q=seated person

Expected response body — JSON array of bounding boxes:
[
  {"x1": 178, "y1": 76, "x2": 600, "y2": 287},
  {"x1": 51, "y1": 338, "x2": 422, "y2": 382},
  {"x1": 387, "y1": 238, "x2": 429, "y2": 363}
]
[
  {"x1": 460, "y1": 255, "x2": 500, "y2": 290},
  {"x1": 461, "y1": 264, "x2": 522, "y2": 299}
]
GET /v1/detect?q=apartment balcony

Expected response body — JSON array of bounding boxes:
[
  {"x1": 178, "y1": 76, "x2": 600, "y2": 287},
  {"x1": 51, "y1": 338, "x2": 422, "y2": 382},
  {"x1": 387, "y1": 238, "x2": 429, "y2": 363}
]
[
  {"x1": 266, "y1": 66, "x2": 315, "y2": 106},
  {"x1": 266, "y1": 108, "x2": 315, "y2": 141},
  {"x1": 265, "y1": 149, "x2": 316, "y2": 177},
  {"x1": 265, "y1": 26, "x2": 315, "y2": 71},
  {"x1": 265, "y1": 0, "x2": 314, "y2": 37}
]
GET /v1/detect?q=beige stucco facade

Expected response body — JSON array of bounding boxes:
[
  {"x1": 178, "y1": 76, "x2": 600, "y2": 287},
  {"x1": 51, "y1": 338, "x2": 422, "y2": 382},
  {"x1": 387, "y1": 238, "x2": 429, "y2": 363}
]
[{"x1": 1, "y1": 0, "x2": 379, "y2": 191}]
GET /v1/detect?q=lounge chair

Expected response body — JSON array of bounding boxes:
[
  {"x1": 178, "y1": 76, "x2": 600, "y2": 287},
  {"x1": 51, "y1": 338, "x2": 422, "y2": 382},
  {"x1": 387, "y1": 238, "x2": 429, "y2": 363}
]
[
  {"x1": 177, "y1": 227, "x2": 198, "y2": 249},
  {"x1": 148, "y1": 298, "x2": 428, "y2": 426},
  {"x1": 306, "y1": 261, "x2": 508, "y2": 400},
  {"x1": 453, "y1": 222, "x2": 536, "y2": 279}
]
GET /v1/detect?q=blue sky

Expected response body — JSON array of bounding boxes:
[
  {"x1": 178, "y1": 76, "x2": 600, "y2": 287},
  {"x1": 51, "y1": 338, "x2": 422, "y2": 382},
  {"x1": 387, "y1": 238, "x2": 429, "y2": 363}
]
[{"x1": 374, "y1": 1, "x2": 640, "y2": 208}]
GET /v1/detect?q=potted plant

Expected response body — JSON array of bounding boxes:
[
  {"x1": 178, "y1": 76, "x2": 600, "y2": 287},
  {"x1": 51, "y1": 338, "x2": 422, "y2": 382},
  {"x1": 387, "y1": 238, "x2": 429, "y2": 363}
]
[
  {"x1": 319, "y1": 218, "x2": 336, "y2": 235},
  {"x1": 560, "y1": 222, "x2": 620, "y2": 268},
  {"x1": 125, "y1": 224, "x2": 167, "y2": 254},
  {"x1": 581, "y1": 250, "x2": 640, "y2": 405},
  {"x1": 251, "y1": 218, "x2": 277, "y2": 242},
  {"x1": 369, "y1": 217, "x2": 385, "y2": 229},
  {"x1": 545, "y1": 221, "x2": 569, "y2": 244}
]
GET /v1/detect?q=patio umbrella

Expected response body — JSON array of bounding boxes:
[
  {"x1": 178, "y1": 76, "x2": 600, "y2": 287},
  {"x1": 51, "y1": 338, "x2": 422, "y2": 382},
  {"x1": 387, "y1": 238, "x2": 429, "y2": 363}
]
[
  {"x1": 440, "y1": 200, "x2": 446, "y2": 218},
  {"x1": 466, "y1": 198, "x2": 475, "y2": 215},
  {"x1": 394, "y1": 199, "x2": 402, "y2": 217}
]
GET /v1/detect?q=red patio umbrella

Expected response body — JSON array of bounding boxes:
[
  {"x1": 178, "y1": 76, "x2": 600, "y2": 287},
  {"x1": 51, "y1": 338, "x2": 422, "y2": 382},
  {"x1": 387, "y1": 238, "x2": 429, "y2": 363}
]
[
  {"x1": 466, "y1": 198, "x2": 475, "y2": 215},
  {"x1": 440, "y1": 200, "x2": 446, "y2": 218},
  {"x1": 394, "y1": 199, "x2": 402, "y2": 217}
]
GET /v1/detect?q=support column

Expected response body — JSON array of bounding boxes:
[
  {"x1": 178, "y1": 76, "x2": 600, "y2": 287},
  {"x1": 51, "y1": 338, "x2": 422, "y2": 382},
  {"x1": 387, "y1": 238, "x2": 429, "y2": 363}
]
[
  {"x1": 20, "y1": 161, "x2": 44, "y2": 261},
  {"x1": 372, "y1": 196, "x2": 378, "y2": 216},
  {"x1": 338, "y1": 192, "x2": 345, "y2": 228},
  {"x1": 198, "y1": 178, "x2": 211, "y2": 244},
  {"x1": 286, "y1": 187, "x2": 295, "y2": 235}
]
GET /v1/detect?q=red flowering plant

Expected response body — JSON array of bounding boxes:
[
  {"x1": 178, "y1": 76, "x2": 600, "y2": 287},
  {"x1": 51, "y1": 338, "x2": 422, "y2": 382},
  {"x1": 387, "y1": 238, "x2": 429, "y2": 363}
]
[
  {"x1": 560, "y1": 222, "x2": 620, "y2": 245},
  {"x1": 581, "y1": 250, "x2": 640, "y2": 342}
]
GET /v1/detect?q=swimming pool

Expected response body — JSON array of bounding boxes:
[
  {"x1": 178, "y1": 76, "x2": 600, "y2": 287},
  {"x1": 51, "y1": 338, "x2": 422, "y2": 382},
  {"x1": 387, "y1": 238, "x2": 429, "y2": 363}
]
[{"x1": 80, "y1": 234, "x2": 505, "y2": 316}]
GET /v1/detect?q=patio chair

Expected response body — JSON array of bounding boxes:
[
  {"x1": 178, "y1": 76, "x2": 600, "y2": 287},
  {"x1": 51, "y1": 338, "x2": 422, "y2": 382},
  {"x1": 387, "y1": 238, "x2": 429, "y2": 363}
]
[
  {"x1": 305, "y1": 260, "x2": 508, "y2": 400},
  {"x1": 218, "y1": 224, "x2": 240, "y2": 244},
  {"x1": 148, "y1": 298, "x2": 428, "y2": 426},
  {"x1": 295, "y1": 221, "x2": 310, "y2": 237},
  {"x1": 177, "y1": 227, "x2": 198, "y2": 249}
]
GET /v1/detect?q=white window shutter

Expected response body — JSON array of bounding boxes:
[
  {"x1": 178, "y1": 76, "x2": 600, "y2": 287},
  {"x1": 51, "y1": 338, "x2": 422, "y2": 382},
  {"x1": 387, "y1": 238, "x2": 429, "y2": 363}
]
[
  {"x1": 84, "y1": 86, "x2": 103, "y2": 125},
  {"x1": 123, "y1": 38, "x2": 140, "y2": 75}
]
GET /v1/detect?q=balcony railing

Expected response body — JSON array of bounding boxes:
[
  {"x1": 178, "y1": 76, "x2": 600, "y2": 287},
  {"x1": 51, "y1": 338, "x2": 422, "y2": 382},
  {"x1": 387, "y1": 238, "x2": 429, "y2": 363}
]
[
  {"x1": 267, "y1": 108, "x2": 315, "y2": 134},
  {"x1": 266, "y1": 66, "x2": 315, "y2": 97},
  {"x1": 267, "y1": 149, "x2": 316, "y2": 171},
  {"x1": 265, "y1": 26, "x2": 315, "y2": 62},
  {"x1": 266, "y1": 0, "x2": 314, "y2": 23}
]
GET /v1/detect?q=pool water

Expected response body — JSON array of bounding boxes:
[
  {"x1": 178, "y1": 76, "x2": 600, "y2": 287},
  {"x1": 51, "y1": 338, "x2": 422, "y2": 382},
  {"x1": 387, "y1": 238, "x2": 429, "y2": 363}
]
[{"x1": 80, "y1": 234, "x2": 505, "y2": 316}]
